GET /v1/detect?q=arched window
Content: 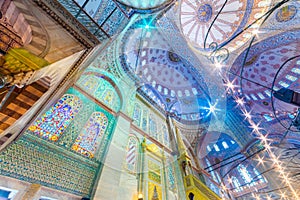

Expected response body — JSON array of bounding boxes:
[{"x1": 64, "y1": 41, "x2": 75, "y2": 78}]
[
  {"x1": 142, "y1": 109, "x2": 148, "y2": 132},
  {"x1": 214, "y1": 144, "x2": 220, "y2": 152},
  {"x1": 237, "y1": 164, "x2": 253, "y2": 185},
  {"x1": 157, "y1": 123, "x2": 164, "y2": 144},
  {"x1": 149, "y1": 114, "x2": 157, "y2": 139},
  {"x1": 231, "y1": 176, "x2": 241, "y2": 192},
  {"x1": 72, "y1": 112, "x2": 108, "y2": 158},
  {"x1": 133, "y1": 103, "x2": 141, "y2": 126},
  {"x1": 28, "y1": 94, "x2": 82, "y2": 141},
  {"x1": 207, "y1": 145, "x2": 211, "y2": 152},
  {"x1": 222, "y1": 141, "x2": 229, "y2": 149},
  {"x1": 163, "y1": 125, "x2": 169, "y2": 147},
  {"x1": 125, "y1": 136, "x2": 138, "y2": 172}
]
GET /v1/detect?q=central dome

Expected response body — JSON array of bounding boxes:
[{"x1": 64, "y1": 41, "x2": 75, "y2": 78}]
[{"x1": 119, "y1": 20, "x2": 212, "y2": 121}]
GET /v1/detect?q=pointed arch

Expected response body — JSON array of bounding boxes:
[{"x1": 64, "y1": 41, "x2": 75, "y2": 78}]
[
  {"x1": 76, "y1": 72, "x2": 122, "y2": 112},
  {"x1": 28, "y1": 94, "x2": 82, "y2": 141},
  {"x1": 124, "y1": 135, "x2": 139, "y2": 173},
  {"x1": 72, "y1": 112, "x2": 108, "y2": 158}
]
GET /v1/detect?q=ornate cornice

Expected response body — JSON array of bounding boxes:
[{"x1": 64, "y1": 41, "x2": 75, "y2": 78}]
[{"x1": 33, "y1": 0, "x2": 100, "y2": 48}]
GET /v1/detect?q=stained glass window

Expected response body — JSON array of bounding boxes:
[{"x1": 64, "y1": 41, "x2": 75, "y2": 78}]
[
  {"x1": 72, "y1": 112, "x2": 108, "y2": 158},
  {"x1": 149, "y1": 114, "x2": 157, "y2": 139},
  {"x1": 142, "y1": 110, "x2": 148, "y2": 132},
  {"x1": 28, "y1": 94, "x2": 82, "y2": 141},
  {"x1": 214, "y1": 144, "x2": 220, "y2": 152},
  {"x1": 232, "y1": 176, "x2": 241, "y2": 192},
  {"x1": 163, "y1": 125, "x2": 169, "y2": 147},
  {"x1": 222, "y1": 141, "x2": 229, "y2": 149},
  {"x1": 133, "y1": 103, "x2": 141, "y2": 126},
  {"x1": 157, "y1": 123, "x2": 164, "y2": 144},
  {"x1": 207, "y1": 145, "x2": 211, "y2": 152},
  {"x1": 125, "y1": 136, "x2": 138, "y2": 172},
  {"x1": 237, "y1": 164, "x2": 253, "y2": 185}
]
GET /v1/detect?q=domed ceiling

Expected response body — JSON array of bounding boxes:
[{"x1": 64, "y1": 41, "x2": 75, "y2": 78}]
[
  {"x1": 119, "y1": 19, "x2": 212, "y2": 121},
  {"x1": 180, "y1": 0, "x2": 271, "y2": 52},
  {"x1": 230, "y1": 29, "x2": 300, "y2": 135},
  {"x1": 115, "y1": 0, "x2": 172, "y2": 11}
]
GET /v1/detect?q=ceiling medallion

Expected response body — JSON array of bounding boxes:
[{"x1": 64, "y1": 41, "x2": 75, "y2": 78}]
[{"x1": 197, "y1": 4, "x2": 213, "y2": 23}]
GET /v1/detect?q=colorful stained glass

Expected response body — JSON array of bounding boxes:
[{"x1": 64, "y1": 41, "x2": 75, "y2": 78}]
[
  {"x1": 72, "y1": 112, "x2": 108, "y2": 158},
  {"x1": 149, "y1": 114, "x2": 157, "y2": 139},
  {"x1": 125, "y1": 136, "x2": 138, "y2": 172},
  {"x1": 28, "y1": 94, "x2": 82, "y2": 141}
]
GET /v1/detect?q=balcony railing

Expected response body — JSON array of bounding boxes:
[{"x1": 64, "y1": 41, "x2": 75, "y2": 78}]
[{"x1": 57, "y1": 0, "x2": 109, "y2": 40}]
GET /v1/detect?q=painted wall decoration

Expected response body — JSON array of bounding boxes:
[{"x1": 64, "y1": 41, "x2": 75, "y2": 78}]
[
  {"x1": 76, "y1": 73, "x2": 121, "y2": 112},
  {"x1": 72, "y1": 112, "x2": 108, "y2": 158},
  {"x1": 167, "y1": 160, "x2": 177, "y2": 192},
  {"x1": 148, "y1": 182, "x2": 162, "y2": 200},
  {"x1": 276, "y1": 5, "x2": 297, "y2": 22},
  {"x1": 4, "y1": 87, "x2": 117, "y2": 197},
  {"x1": 28, "y1": 94, "x2": 82, "y2": 141},
  {"x1": 231, "y1": 29, "x2": 300, "y2": 134},
  {"x1": 147, "y1": 159, "x2": 163, "y2": 200},
  {"x1": 0, "y1": 134, "x2": 96, "y2": 197},
  {"x1": 148, "y1": 160, "x2": 162, "y2": 184}
]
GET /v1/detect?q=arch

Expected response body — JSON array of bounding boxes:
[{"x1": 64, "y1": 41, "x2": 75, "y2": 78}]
[
  {"x1": 124, "y1": 135, "x2": 139, "y2": 173},
  {"x1": 0, "y1": 0, "x2": 32, "y2": 52},
  {"x1": 76, "y1": 72, "x2": 123, "y2": 112},
  {"x1": 28, "y1": 94, "x2": 82, "y2": 141},
  {"x1": 72, "y1": 112, "x2": 108, "y2": 158}
]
